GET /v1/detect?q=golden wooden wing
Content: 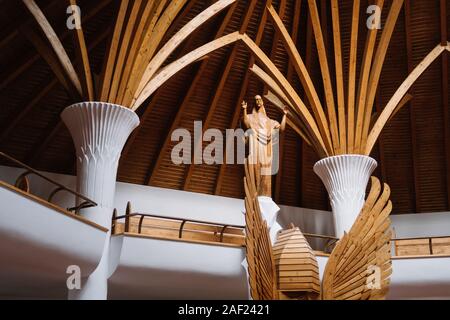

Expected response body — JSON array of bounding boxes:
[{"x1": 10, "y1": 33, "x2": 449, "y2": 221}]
[
  {"x1": 244, "y1": 161, "x2": 278, "y2": 300},
  {"x1": 322, "y1": 176, "x2": 393, "y2": 300}
]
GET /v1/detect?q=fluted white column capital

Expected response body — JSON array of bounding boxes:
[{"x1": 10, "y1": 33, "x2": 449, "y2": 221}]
[
  {"x1": 313, "y1": 155, "x2": 377, "y2": 238},
  {"x1": 61, "y1": 102, "x2": 139, "y2": 227}
]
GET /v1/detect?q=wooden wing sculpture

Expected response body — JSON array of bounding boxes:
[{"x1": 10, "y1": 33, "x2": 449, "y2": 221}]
[
  {"x1": 321, "y1": 176, "x2": 393, "y2": 300},
  {"x1": 244, "y1": 170, "x2": 393, "y2": 300},
  {"x1": 243, "y1": 161, "x2": 278, "y2": 300}
]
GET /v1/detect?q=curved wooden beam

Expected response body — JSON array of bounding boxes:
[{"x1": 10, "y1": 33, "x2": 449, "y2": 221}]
[
  {"x1": 307, "y1": 0, "x2": 339, "y2": 154},
  {"x1": 22, "y1": 0, "x2": 82, "y2": 96},
  {"x1": 361, "y1": 0, "x2": 404, "y2": 147},
  {"x1": 365, "y1": 43, "x2": 447, "y2": 155},
  {"x1": 69, "y1": 0, "x2": 94, "y2": 101},
  {"x1": 131, "y1": 31, "x2": 243, "y2": 111},
  {"x1": 347, "y1": 0, "x2": 361, "y2": 154},
  {"x1": 354, "y1": 0, "x2": 384, "y2": 152},
  {"x1": 132, "y1": 0, "x2": 237, "y2": 107},
  {"x1": 331, "y1": 0, "x2": 346, "y2": 153},
  {"x1": 266, "y1": 4, "x2": 332, "y2": 155},
  {"x1": 124, "y1": 0, "x2": 187, "y2": 106}
]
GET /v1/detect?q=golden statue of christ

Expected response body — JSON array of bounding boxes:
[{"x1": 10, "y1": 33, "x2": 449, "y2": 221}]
[{"x1": 242, "y1": 95, "x2": 287, "y2": 197}]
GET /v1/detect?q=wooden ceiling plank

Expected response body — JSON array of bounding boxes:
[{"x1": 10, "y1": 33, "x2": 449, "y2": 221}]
[
  {"x1": 25, "y1": 26, "x2": 111, "y2": 166},
  {"x1": 331, "y1": 0, "x2": 346, "y2": 153},
  {"x1": 307, "y1": 0, "x2": 339, "y2": 155},
  {"x1": 183, "y1": 0, "x2": 256, "y2": 190},
  {"x1": 0, "y1": 79, "x2": 58, "y2": 145},
  {"x1": 22, "y1": 0, "x2": 83, "y2": 97},
  {"x1": 21, "y1": 25, "x2": 77, "y2": 99},
  {"x1": 275, "y1": 0, "x2": 301, "y2": 203},
  {"x1": 361, "y1": 0, "x2": 404, "y2": 148},
  {"x1": 267, "y1": 4, "x2": 333, "y2": 156},
  {"x1": 0, "y1": 0, "x2": 113, "y2": 92},
  {"x1": 440, "y1": 0, "x2": 450, "y2": 209},
  {"x1": 148, "y1": 3, "x2": 239, "y2": 186},
  {"x1": 68, "y1": 0, "x2": 95, "y2": 101},
  {"x1": 354, "y1": 0, "x2": 384, "y2": 153},
  {"x1": 347, "y1": 0, "x2": 360, "y2": 154},
  {"x1": 0, "y1": 0, "x2": 59, "y2": 49},
  {"x1": 375, "y1": 88, "x2": 387, "y2": 183}
]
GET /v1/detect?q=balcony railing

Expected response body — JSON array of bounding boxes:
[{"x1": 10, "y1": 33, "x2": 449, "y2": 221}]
[
  {"x1": 392, "y1": 235, "x2": 450, "y2": 257},
  {"x1": 0, "y1": 151, "x2": 96, "y2": 213},
  {"x1": 111, "y1": 202, "x2": 245, "y2": 247}
]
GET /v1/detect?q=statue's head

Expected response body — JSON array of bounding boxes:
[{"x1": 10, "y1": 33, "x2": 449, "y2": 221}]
[{"x1": 255, "y1": 95, "x2": 264, "y2": 110}]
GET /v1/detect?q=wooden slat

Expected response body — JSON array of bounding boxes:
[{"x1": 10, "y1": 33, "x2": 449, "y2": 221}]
[
  {"x1": 130, "y1": 0, "x2": 237, "y2": 108},
  {"x1": 115, "y1": 0, "x2": 161, "y2": 105},
  {"x1": 331, "y1": 0, "x2": 346, "y2": 153},
  {"x1": 440, "y1": 0, "x2": 450, "y2": 209},
  {"x1": 69, "y1": 0, "x2": 94, "y2": 100},
  {"x1": 20, "y1": 26, "x2": 74, "y2": 96},
  {"x1": 22, "y1": 0, "x2": 82, "y2": 96},
  {"x1": 307, "y1": 0, "x2": 339, "y2": 154},
  {"x1": 120, "y1": 0, "x2": 171, "y2": 106},
  {"x1": 361, "y1": 0, "x2": 404, "y2": 148},
  {"x1": 354, "y1": 0, "x2": 384, "y2": 153},
  {"x1": 108, "y1": 0, "x2": 143, "y2": 103},
  {"x1": 132, "y1": 32, "x2": 243, "y2": 111},
  {"x1": 98, "y1": 0, "x2": 130, "y2": 101},
  {"x1": 366, "y1": 44, "x2": 447, "y2": 155},
  {"x1": 347, "y1": 0, "x2": 360, "y2": 154},
  {"x1": 129, "y1": 0, "x2": 189, "y2": 107},
  {"x1": 266, "y1": 4, "x2": 332, "y2": 155}
]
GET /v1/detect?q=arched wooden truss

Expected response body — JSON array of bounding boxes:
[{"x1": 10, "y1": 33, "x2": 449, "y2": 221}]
[
  {"x1": 244, "y1": 164, "x2": 393, "y2": 300},
  {"x1": 240, "y1": 1, "x2": 450, "y2": 157},
  {"x1": 21, "y1": 0, "x2": 241, "y2": 111}
]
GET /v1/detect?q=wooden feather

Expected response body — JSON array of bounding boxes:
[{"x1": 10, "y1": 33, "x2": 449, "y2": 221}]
[
  {"x1": 244, "y1": 160, "x2": 277, "y2": 300},
  {"x1": 322, "y1": 176, "x2": 393, "y2": 300}
]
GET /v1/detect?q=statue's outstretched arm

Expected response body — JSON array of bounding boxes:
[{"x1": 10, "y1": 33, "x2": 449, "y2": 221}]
[{"x1": 242, "y1": 101, "x2": 250, "y2": 129}]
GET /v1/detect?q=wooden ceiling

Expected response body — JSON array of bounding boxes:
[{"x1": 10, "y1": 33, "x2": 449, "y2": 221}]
[{"x1": 0, "y1": 0, "x2": 448, "y2": 214}]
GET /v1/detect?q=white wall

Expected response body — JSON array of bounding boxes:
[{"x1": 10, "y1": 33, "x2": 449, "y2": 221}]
[
  {"x1": 2, "y1": 165, "x2": 450, "y2": 240},
  {"x1": 0, "y1": 165, "x2": 334, "y2": 237}
]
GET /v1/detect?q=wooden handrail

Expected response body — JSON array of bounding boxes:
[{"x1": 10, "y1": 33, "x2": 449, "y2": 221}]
[{"x1": 0, "y1": 151, "x2": 97, "y2": 213}]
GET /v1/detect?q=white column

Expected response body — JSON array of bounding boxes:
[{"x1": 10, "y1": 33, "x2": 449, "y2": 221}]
[
  {"x1": 61, "y1": 102, "x2": 139, "y2": 228},
  {"x1": 257, "y1": 196, "x2": 282, "y2": 244},
  {"x1": 313, "y1": 155, "x2": 377, "y2": 238},
  {"x1": 61, "y1": 102, "x2": 139, "y2": 300}
]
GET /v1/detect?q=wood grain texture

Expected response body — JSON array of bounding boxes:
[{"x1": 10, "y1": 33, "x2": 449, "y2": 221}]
[
  {"x1": 322, "y1": 176, "x2": 393, "y2": 300},
  {"x1": 244, "y1": 160, "x2": 278, "y2": 300}
]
